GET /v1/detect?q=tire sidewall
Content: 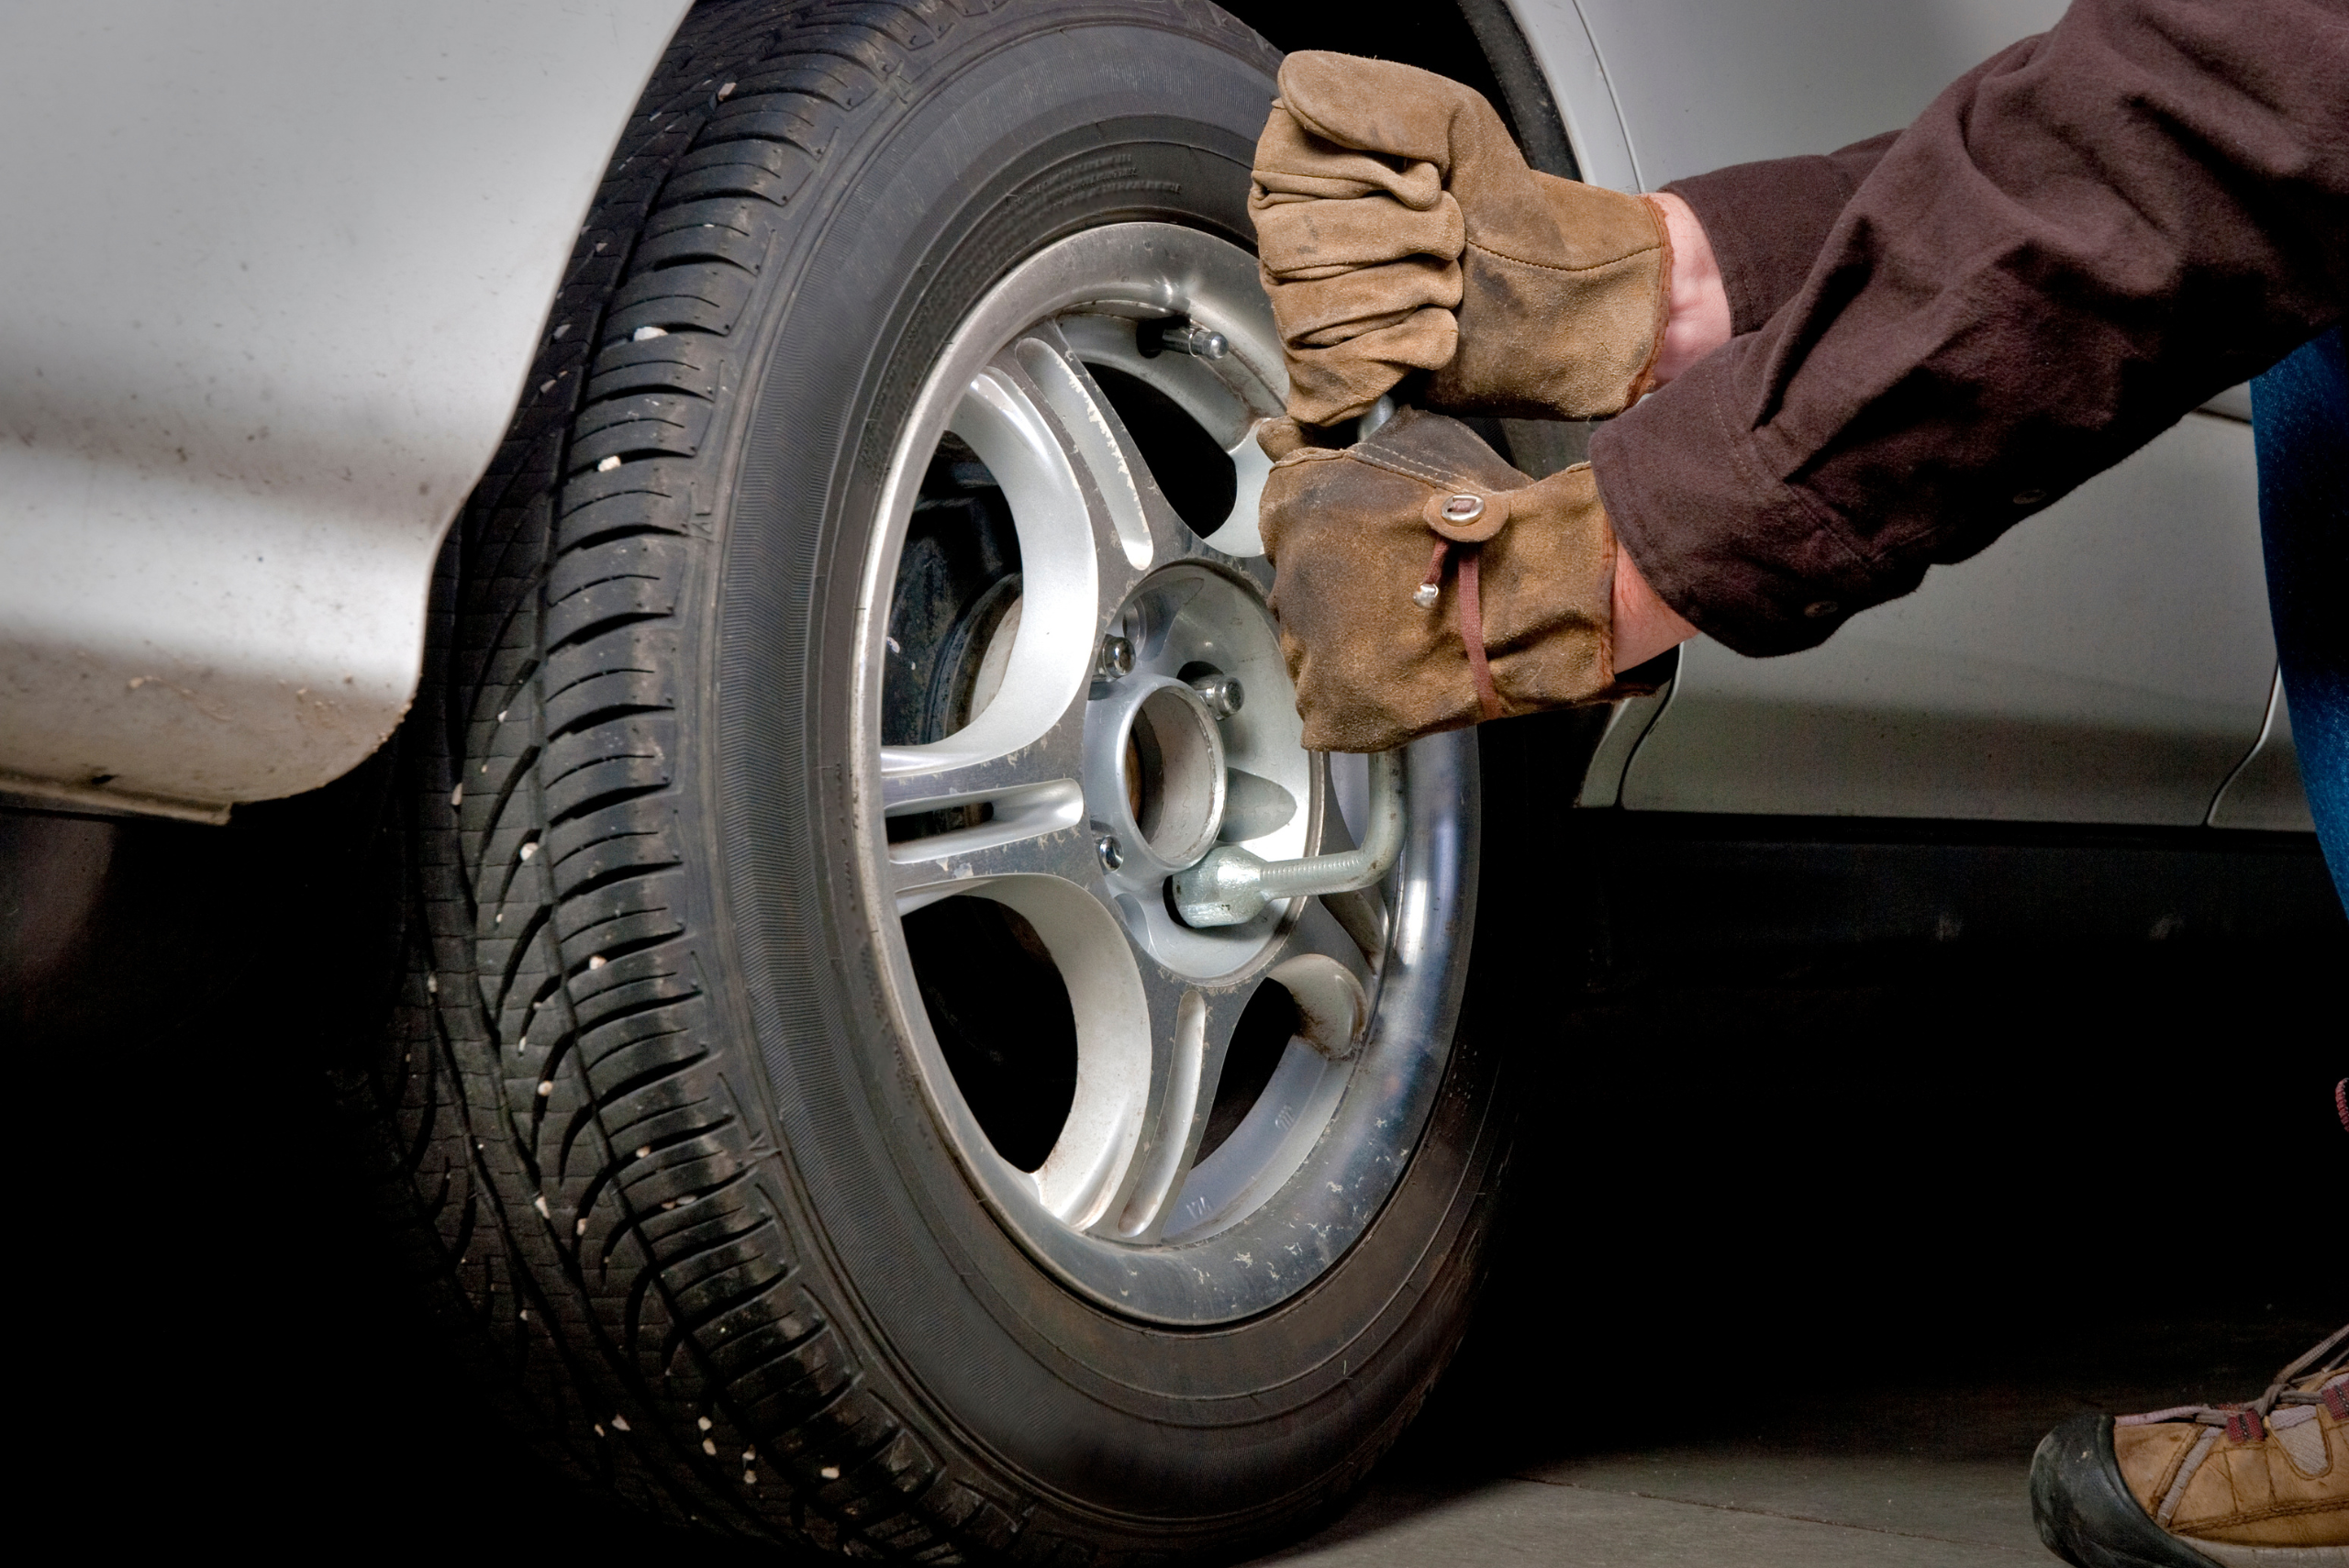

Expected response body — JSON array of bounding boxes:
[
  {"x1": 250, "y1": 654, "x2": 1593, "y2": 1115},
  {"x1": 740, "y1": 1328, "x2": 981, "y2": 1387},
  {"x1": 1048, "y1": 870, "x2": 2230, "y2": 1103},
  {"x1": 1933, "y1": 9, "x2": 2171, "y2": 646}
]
[{"x1": 696, "y1": 5, "x2": 1512, "y2": 1531}]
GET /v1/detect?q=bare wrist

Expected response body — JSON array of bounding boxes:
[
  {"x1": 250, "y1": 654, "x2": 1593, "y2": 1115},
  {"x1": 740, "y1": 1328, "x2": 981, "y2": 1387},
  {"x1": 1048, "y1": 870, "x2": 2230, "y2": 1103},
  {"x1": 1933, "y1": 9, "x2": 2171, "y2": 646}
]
[
  {"x1": 1644, "y1": 191, "x2": 1731, "y2": 386},
  {"x1": 1610, "y1": 539, "x2": 1698, "y2": 671}
]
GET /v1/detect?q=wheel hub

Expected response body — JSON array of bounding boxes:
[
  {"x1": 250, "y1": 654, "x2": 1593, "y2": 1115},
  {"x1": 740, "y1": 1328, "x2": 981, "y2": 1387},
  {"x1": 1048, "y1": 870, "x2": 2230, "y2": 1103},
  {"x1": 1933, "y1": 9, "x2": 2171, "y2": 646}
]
[
  {"x1": 1086, "y1": 670, "x2": 1228, "y2": 888},
  {"x1": 1078, "y1": 564, "x2": 1309, "y2": 974}
]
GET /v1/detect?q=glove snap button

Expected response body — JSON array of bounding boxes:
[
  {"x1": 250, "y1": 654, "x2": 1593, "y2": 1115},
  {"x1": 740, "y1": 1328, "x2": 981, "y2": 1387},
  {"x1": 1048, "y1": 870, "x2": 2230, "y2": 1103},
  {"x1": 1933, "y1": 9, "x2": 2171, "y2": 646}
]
[{"x1": 1425, "y1": 489, "x2": 1508, "y2": 542}]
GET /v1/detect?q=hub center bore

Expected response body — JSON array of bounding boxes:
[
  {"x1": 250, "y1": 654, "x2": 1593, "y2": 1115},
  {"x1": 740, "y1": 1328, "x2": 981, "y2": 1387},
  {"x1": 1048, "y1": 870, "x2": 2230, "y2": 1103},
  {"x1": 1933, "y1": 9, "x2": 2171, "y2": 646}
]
[{"x1": 1085, "y1": 673, "x2": 1226, "y2": 885}]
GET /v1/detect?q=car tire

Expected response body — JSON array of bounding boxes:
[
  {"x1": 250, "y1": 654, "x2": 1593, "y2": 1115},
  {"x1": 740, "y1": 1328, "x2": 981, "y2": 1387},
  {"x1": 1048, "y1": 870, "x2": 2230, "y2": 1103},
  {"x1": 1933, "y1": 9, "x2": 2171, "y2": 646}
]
[{"x1": 387, "y1": 0, "x2": 1516, "y2": 1557}]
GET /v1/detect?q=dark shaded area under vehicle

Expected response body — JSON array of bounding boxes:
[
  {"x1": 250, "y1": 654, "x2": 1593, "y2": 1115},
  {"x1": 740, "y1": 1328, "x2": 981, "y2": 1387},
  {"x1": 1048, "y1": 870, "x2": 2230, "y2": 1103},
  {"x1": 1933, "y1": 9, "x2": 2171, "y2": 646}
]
[{"x1": 6, "y1": 706, "x2": 2341, "y2": 1553}]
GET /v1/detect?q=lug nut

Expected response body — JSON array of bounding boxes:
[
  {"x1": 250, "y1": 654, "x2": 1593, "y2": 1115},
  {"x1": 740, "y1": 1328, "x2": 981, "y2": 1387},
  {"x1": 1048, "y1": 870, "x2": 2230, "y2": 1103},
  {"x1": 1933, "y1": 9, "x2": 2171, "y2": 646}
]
[
  {"x1": 1188, "y1": 673, "x2": 1244, "y2": 719},
  {"x1": 1096, "y1": 633, "x2": 1134, "y2": 682},
  {"x1": 1096, "y1": 835, "x2": 1123, "y2": 872}
]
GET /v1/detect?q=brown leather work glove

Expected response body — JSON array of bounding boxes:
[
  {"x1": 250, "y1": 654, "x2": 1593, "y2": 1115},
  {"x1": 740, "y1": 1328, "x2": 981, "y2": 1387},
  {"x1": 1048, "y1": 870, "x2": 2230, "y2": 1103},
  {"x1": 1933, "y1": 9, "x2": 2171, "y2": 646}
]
[
  {"x1": 1252, "y1": 51, "x2": 1673, "y2": 428},
  {"x1": 1258, "y1": 409, "x2": 1656, "y2": 753}
]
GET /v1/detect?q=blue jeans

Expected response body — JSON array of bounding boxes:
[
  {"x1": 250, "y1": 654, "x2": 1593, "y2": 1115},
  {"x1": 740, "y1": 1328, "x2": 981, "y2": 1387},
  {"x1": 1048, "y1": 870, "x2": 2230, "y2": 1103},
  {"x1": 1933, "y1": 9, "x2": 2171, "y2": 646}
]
[{"x1": 2251, "y1": 327, "x2": 2349, "y2": 907}]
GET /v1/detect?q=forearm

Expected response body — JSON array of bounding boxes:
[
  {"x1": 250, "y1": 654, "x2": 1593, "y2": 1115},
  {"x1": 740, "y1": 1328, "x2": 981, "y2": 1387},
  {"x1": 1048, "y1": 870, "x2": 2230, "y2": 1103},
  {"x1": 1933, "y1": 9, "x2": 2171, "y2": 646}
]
[
  {"x1": 1597, "y1": 0, "x2": 2349, "y2": 657},
  {"x1": 1618, "y1": 158, "x2": 1872, "y2": 664}
]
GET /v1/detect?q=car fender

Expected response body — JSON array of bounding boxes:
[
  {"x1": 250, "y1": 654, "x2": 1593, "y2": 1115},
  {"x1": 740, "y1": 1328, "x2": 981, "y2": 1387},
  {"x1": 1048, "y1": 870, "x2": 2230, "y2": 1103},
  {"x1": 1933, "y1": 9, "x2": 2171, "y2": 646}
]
[{"x1": 0, "y1": 0, "x2": 691, "y2": 817}]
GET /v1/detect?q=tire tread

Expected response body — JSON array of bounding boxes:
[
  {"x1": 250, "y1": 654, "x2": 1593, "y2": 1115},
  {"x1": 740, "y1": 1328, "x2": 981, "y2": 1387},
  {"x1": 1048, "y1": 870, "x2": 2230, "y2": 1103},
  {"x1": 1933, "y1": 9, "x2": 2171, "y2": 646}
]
[{"x1": 398, "y1": 0, "x2": 1292, "y2": 1557}]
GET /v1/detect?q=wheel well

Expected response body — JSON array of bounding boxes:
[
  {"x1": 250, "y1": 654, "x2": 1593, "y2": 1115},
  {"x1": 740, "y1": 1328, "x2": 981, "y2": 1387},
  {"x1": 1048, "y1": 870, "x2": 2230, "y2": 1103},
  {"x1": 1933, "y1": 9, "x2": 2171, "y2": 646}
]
[{"x1": 1215, "y1": 0, "x2": 1577, "y2": 177}]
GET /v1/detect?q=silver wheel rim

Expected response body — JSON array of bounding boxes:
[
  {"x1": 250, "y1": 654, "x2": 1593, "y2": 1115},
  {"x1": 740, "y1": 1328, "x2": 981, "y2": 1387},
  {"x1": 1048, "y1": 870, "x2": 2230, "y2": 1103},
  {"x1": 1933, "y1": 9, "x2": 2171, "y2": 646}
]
[{"x1": 852, "y1": 223, "x2": 1477, "y2": 1325}]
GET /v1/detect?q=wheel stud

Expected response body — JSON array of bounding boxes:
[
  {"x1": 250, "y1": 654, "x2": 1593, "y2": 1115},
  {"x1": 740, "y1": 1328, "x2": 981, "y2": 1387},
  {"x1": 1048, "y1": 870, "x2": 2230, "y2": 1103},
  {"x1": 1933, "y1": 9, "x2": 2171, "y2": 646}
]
[
  {"x1": 1188, "y1": 673, "x2": 1244, "y2": 719},
  {"x1": 1138, "y1": 317, "x2": 1229, "y2": 360},
  {"x1": 1096, "y1": 633, "x2": 1134, "y2": 682},
  {"x1": 1096, "y1": 835, "x2": 1124, "y2": 872},
  {"x1": 1162, "y1": 321, "x2": 1228, "y2": 359}
]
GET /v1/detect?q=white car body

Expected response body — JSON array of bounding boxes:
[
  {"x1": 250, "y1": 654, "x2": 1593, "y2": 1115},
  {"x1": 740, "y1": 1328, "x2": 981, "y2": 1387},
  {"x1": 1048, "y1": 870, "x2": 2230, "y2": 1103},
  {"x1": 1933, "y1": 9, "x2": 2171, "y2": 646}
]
[
  {"x1": 0, "y1": 1, "x2": 689, "y2": 818},
  {"x1": 0, "y1": 0, "x2": 2311, "y2": 832}
]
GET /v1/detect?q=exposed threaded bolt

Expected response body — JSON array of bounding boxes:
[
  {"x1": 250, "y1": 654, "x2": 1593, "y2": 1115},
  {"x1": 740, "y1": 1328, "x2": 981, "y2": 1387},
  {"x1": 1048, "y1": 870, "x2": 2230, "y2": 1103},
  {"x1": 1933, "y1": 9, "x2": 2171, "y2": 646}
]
[{"x1": 1188, "y1": 673, "x2": 1244, "y2": 719}]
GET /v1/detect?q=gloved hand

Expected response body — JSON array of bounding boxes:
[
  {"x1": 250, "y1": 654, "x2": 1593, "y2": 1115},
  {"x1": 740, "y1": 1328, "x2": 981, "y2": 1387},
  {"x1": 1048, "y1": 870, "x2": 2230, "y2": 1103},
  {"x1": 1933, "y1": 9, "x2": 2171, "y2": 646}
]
[
  {"x1": 1258, "y1": 410, "x2": 1659, "y2": 752},
  {"x1": 1252, "y1": 51, "x2": 1673, "y2": 428}
]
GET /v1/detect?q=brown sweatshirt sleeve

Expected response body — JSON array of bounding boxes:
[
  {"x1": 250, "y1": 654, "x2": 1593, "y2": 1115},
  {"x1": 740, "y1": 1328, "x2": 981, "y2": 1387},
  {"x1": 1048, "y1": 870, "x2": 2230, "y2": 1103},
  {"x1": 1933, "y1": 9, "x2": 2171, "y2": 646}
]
[
  {"x1": 1664, "y1": 133, "x2": 1898, "y2": 336},
  {"x1": 1594, "y1": 0, "x2": 2349, "y2": 659}
]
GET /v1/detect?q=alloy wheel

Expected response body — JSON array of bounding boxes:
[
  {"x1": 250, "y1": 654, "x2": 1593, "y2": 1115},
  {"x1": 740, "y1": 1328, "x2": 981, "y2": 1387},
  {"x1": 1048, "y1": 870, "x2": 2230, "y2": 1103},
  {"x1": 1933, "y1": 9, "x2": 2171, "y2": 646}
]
[{"x1": 854, "y1": 223, "x2": 1477, "y2": 1325}]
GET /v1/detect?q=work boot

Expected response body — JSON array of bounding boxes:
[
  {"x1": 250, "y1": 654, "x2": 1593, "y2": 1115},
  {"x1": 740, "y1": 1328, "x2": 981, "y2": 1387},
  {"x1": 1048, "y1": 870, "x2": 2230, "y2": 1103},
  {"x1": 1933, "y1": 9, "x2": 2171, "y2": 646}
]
[
  {"x1": 1251, "y1": 51, "x2": 1671, "y2": 428},
  {"x1": 2031, "y1": 1324, "x2": 2349, "y2": 1567},
  {"x1": 1255, "y1": 408, "x2": 1657, "y2": 752}
]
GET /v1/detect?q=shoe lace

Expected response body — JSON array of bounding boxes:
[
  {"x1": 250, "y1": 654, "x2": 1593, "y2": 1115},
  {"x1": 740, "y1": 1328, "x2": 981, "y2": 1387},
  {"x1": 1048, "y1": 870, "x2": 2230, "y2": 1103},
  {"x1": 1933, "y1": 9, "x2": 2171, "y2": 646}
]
[
  {"x1": 2117, "y1": 1321, "x2": 2349, "y2": 1438},
  {"x1": 2255, "y1": 1320, "x2": 2349, "y2": 1418}
]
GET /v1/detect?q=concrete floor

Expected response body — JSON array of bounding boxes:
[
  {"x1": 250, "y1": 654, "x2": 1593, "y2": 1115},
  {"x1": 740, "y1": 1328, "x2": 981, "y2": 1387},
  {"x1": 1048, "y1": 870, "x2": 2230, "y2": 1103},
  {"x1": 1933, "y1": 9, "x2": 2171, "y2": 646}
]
[
  {"x1": 1264, "y1": 1373, "x2": 2199, "y2": 1567},
  {"x1": 1271, "y1": 1474, "x2": 2041, "y2": 1567},
  {"x1": 1234, "y1": 1297, "x2": 2343, "y2": 1567}
]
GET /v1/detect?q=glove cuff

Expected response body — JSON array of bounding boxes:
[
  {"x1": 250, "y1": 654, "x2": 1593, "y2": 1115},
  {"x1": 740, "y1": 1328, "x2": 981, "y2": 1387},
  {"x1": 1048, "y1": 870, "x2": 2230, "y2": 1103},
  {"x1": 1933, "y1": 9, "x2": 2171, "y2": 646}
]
[{"x1": 1259, "y1": 409, "x2": 1645, "y2": 751}]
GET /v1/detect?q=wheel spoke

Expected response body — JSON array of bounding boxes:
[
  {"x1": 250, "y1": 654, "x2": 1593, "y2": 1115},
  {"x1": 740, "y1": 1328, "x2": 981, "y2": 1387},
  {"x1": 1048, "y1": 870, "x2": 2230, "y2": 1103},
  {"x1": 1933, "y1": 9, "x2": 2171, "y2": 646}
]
[
  {"x1": 1272, "y1": 895, "x2": 1381, "y2": 994},
  {"x1": 1005, "y1": 324, "x2": 1200, "y2": 575},
  {"x1": 1052, "y1": 311, "x2": 1260, "y2": 450},
  {"x1": 1086, "y1": 971, "x2": 1252, "y2": 1243},
  {"x1": 885, "y1": 782, "x2": 1095, "y2": 915},
  {"x1": 881, "y1": 683, "x2": 1097, "y2": 910},
  {"x1": 881, "y1": 620, "x2": 1097, "y2": 912},
  {"x1": 975, "y1": 878, "x2": 1156, "y2": 1230},
  {"x1": 878, "y1": 700, "x2": 1085, "y2": 816},
  {"x1": 1048, "y1": 310, "x2": 1281, "y2": 560},
  {"x1": 907, "y1": 361, "x2": 1108, "y2": 748},
  {"x1": 883, "y1": 708, "x2": 1094, "y2": 910},
  {"x1": 1093, "y1": 891, "x2": 1375, "y2": 1243},
  {"x1": 1121, "y1": 903, "x2": 1369, "y2": 1246},
  {"x1": 883, "y1": 342, "x2": 1136, "y2": 911}
]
